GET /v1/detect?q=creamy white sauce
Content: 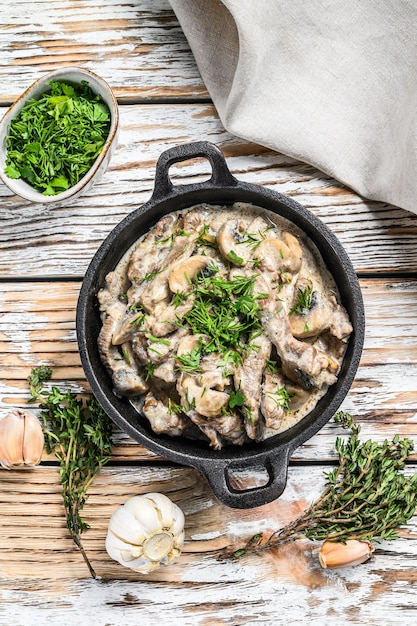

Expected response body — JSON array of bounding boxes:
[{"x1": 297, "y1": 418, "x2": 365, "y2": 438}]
[{"x1": 98, "y1": 202, "x2": 352, "y2": 448}]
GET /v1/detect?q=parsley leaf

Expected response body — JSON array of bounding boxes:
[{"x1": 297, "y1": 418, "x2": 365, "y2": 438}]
[{"x1": 5, "y1": 80, "x2": 111, "y2": 195}]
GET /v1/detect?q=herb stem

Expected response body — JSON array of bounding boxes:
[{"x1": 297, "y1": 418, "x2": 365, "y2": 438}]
[
  {"x1": 226, "y1": 411, "x2": 417, "y2": 560},
  {"x1": 27, "y1": 366, "x2": 113, "y2": 579}
]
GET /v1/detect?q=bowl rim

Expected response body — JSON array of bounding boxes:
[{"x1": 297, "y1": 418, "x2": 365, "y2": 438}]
[{"x1": 0, "y1": 66, "x2": 119, "y2": 203}]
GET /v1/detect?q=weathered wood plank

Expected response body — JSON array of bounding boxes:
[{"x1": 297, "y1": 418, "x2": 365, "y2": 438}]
[
  {"x1": 1, "y1": 278, "x2": 417, "y2": 461},
  {"x1": 1, "y1": 103, "x2": 417, "y2": 278},
  {"x1": 0, "y1": 0, "x2": 206, "y2": 104},
  {"x1": 1, "y1": 464, "x2": 417, "y2": 624}
]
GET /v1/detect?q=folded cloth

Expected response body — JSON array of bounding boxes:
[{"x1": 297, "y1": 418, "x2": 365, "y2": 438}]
[{"x1": 169, "y1": 0, "x2": 417, "y2": 214}]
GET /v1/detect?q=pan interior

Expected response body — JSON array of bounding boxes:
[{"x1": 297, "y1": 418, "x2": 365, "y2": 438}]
[{"x1": 77, "y1": 184, "x2": 364, "y2": 465}]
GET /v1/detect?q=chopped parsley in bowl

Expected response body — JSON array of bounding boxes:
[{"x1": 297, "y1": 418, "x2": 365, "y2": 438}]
[{"x1": 0, "y1": 67, "x2": 119, "y2": 203}]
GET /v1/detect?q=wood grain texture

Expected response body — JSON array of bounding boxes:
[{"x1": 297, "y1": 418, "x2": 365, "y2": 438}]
[
  {"x1": 1, "y1": 465, "x2": 417, "y2": 625},
  {"x1": 0, "y1": 0, "x2": 207, "y2": 104},
  {"x1": 1, "y1": 279, "x2": 417, "y2": 461},
  {"x1": 2, "y1": 0, "x2": 417, "y2": 623},
  {"x1": 1, "y1": 103, "x2": 417, "y2": 278}
]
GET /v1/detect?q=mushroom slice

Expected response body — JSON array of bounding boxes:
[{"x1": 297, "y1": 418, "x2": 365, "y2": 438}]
[
  {"x1": 257, "y1": 231, "x2": 302, "y2": 277},
  {"x1": 168, "y1": 255, "x2": 211, "y2": 293},
  {"x1": 217, "y1": 218, "x2": 253, "y2": 266},
  {"x1": 289, "y1": 278, "x2": 335, "y2": 339}
]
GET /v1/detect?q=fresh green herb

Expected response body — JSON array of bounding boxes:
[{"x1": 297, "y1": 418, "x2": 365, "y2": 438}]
[
  {"x1": 266, "y1": 386, "x2": 293, "y2": 410},
  {"x1": 229, "y1": 389, "x2": 246, "y2": 409},
  {"x1": 229, "y1": 411, "x2": 417, "y2": 560},
  {"x1": 177, "y1": 228, "x2": 191, "y2": 238},
  {"x1": 182, "y1": 390, "x2": 196, "y2": 413},
  {"x1": 195, "y1": 224, "x2": 217, "y2": 248},
  {"x1": 289, "y1": 284, "x2": 313, "y2": 315},
  {"x1": 147, "y1": 335, "x2": 171, "y2": 346},
  {"x1": 139, "y1": 269, "x2": 163, "y2": 284},
  {"x1": 183, "y1": 273, "x2": 263, "y2": 360},
  {"x1": 240, "y1": 226, "x2": 274, "y2": 250},
  {"x1": 266, "y1": 359, "x2": 279, "y2": 374},
  {"x1": 227, "y1": 250, "x2": 244, "y2": 266},
  {"x1": 144, "y1": 362, "x2": 155, "y2": 381},
  {"x1": 153, "y1": 233, "x2": 174, "y2": 246},
  {"x1": 130, "y1": 312, "x2": 146, "y2": 328},
  {"x1": 172, "y1": 291, "x2": 188, "y2": 308},
  {"x1": 28, "y1": 366, "x2": 113, "y2": 578},
  {"x1": 218, "y1": 349, "x2": 243, "y2": 368},
  {"x1": 167, "y1": 398, "x2": 183, "y2": 415},
  {"x1": 128, "y1": 302, "x2": 144, "y2": 313},
  {"x1": 175, "y1": 345, "x2": 202, "y2": 372},
  {"x1": 5, "y1": 80, "x2": 111, "y2": 195},
  {"x1": 122, "y1": 348, "x2": 131, "y2": 365}
]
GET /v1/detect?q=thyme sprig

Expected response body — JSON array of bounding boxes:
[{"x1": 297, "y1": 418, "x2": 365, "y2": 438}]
[
  {"x1": 28, "y1": 366, "x2": 113, "y2": 578},
  {"x1": 230, "y1": 411, "x2": 417, "y2": 558}
]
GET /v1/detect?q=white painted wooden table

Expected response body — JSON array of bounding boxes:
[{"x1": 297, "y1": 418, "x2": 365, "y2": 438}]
[{"x1": 1, "y1": 2, "x2": 417, "y2": 625}]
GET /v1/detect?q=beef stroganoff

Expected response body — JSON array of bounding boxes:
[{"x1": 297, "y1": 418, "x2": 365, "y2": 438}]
[{"x1": 97, "y1": 203, "x2": 352, "y2": 449}]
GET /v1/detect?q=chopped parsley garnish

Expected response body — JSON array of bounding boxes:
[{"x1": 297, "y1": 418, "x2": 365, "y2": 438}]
[
  {"x1": 139, "y1": 269, "x2": 163, "y2": 284},
  {"x1": 5, "y1": 80, "x2": 111, "y2": 195},
  {"x1": 227, "y1": 250, "x2": 244, "y2": 266},
  {"x1": 266, "y1": 386, "x2": 293, "y2": 410},
  {"x1": 195, "y1": 224, "x2": 217, "y2": 248},
  {"x1": 144, "y1": 362, "x2": 155, "y2": 381},
  {"x1": 182, "y1": 271, "x2": 263, "y2": 357},
  {"x1": 130, "y1": 313, "x2": 146, "y2": 328},
  {"x1": 176, "y1": 345, "x2": 203, "y2": 372},
  {"x1": 289, "y1": 284, "x2": 314, "y2": 315},
  {"x1": 229, "y1": 389, "x2": 246, "y2": 409}
]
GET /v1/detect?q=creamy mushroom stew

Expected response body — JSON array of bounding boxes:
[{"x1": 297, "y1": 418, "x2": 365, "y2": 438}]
[{"x1": 97, "y1": 203, "x2": 353, "y2": 449}]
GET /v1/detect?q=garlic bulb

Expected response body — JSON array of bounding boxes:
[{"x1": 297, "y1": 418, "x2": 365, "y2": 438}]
[
  {"x1": 106, "y1": 492, "x2": 185, "y2": 573},
  {"x1": 319, "y1": 539, "x2": 375, "y2": 569},
  {"x1": 0, "y1": 409, "x2": 44, "y2": 469}
]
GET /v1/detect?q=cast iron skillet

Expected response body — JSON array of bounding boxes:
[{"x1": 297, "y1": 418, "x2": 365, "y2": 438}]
[{"x1": 76, "y1": 141, "x2": 365, "y2": 509}]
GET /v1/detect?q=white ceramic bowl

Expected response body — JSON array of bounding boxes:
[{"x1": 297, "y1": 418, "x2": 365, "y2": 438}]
[{"x1": 0, "y1": 67, "x2": 119, "y2": 204}]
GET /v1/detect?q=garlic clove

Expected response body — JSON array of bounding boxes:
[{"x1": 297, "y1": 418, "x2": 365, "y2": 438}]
[
  {"x1": 106, "y1": 505, "x2": 148, "y2": 546},
  {"x1": 147, "y1": 492, "x2": 185, "y2": 533},
  {"x1": 0, "y1": 410, "x2": 25, "y2": 468},
  {"x1": 0, "y1": 409, "x2": 44, "y2": 469},
  {"x1": 125, "y1": 495, "x2": 164, "y2": 535},
  {"x1": 319, "y1": 539, "x2": 375, "y2": 569},
  {"x1": 22, "y1": 409, "x2": 45, "y2": 466}
]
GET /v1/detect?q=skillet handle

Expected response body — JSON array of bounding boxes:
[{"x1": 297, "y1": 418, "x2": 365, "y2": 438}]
[
  {"x1": 199, "y1": 448, "x2": 291, "y2": 509},
  {"x1": 150, "y1": 141, "x2": 238, "y2": 200}
]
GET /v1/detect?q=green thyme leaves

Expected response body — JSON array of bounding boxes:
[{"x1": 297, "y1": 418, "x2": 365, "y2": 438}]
[
  {"x1": 231, "y1": 411, "x2": 417, "y2": 559},
  {"x1": 28, "y1": 366, "x2": 113, "y2": 578},
  {"x1": 5, "y1": 80, "x2": 111, "y2": 195}
]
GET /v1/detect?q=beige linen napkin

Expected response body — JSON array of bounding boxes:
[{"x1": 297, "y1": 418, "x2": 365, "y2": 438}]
[{"x1": 169, "y1": 0, "x2": 417, "y2": 213}]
